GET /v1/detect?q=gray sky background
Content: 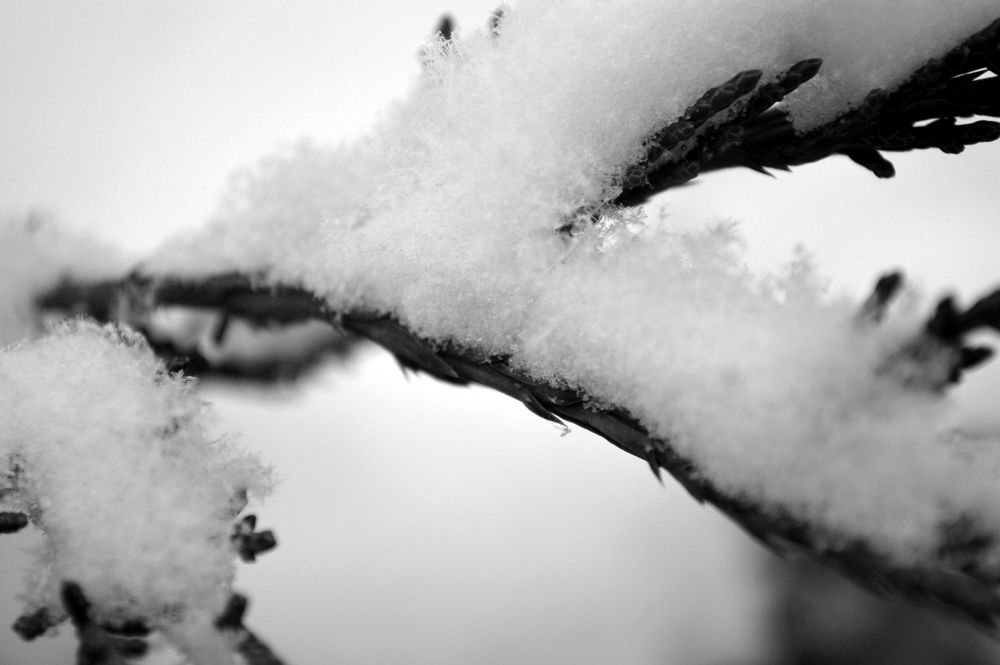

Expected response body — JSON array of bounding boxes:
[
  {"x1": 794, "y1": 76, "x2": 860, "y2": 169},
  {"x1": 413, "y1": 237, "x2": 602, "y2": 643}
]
[{"x1": 2, "y1": 2, "x2": 999, "y2": 664}]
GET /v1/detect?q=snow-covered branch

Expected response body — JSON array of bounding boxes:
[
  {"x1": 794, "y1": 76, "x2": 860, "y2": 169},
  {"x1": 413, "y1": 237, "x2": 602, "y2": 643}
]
[
  {"x1": 1, "y1": 321, "x2": 277, "y2": 663},
  {"x1": 5, "y1": 1, "x2": 1000, "y2": 660},
  {"x1": 30, "y1": 265, "x2": 1000, "y2": 627}
]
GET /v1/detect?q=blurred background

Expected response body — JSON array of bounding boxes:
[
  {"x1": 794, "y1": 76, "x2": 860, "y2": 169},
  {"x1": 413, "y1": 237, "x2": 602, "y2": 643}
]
[{"x1": 2, "y1": 2, "x2": 1000, "y2": 663}]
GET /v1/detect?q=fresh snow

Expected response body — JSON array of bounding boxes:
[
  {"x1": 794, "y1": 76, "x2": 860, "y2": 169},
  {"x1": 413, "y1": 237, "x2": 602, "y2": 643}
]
[
  {"x1": 0, "y1": 321, "x2": 271, "y2": 639},
  {"x1": 144, "y1": 1, "x2": 1000, "y2": 563},
  {"x1": 3, "y1": 3, "x2": 1000, "y2": 647}
]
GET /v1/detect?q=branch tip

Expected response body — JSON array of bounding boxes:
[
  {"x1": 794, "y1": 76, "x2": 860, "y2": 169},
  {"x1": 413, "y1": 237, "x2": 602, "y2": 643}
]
[{"x1": 0, "y1": 511, "x2": 29, "y2": 534}]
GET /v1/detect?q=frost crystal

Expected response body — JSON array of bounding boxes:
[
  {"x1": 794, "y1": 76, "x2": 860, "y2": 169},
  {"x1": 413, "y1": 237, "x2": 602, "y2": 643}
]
[{"x1": 0, "y1": 321, "x2": 271, "y2": 633}]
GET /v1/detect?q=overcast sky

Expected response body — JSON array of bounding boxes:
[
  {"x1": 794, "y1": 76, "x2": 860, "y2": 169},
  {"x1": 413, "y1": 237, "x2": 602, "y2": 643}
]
[{"x1": 2, "y1": 3, "x2": 999, "y2": 664}]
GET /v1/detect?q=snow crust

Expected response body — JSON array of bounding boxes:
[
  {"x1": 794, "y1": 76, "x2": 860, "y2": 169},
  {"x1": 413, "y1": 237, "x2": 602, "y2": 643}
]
[
  {"x1": 142, "y1": 0, "x2": 1000, "y2": 563},
  {"x1": 0, "y1": 321, "x2": 272, "y2": 629}
]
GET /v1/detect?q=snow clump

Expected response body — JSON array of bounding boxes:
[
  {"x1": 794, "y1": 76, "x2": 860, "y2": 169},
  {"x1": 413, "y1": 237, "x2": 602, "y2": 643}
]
[{"x1": 0, "y1": 320, "x2": 272, "y2": 633}]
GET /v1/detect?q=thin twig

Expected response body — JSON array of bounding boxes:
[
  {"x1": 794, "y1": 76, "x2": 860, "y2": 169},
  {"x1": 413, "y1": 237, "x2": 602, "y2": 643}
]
[
  {"x1": 62, "y1": 582, "x2": 146, "y2": 665},
  {"x1": 216, "y1": 593, "x2": 288, "y2": 665},
  {"x1": 612, "y1": 16, "x2": 1000, "y2": 208}
]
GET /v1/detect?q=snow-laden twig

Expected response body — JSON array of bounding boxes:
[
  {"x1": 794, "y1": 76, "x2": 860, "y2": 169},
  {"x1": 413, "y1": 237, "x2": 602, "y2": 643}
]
[
  {"x1": 615, "y1": 16, "x2": 1000, "y2": 205},
  {"x1": 7, "y1": 1, "x2": 1000, "y2": 657},
  {"x1": 35, "y1": 268, "x2": 1000, "y2": 627},
  {"x1": 0, "y1": 321, "x2": 280, "y2": 663}
]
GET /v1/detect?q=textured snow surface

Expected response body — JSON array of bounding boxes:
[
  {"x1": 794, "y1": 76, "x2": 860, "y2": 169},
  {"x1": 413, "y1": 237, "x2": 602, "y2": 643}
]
[
  {"x1": 144, "y1": 1, "x2": 1000, "y2": 562},
  {"x1": 0, "y1": 321, "x2": 272, "y2": 626}
]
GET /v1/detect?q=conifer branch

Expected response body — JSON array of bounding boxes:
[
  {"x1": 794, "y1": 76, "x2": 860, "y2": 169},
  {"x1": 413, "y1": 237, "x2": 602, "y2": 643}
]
[
  {"x1": 0, "y1": 511, "x2": 28, "y2": 534},
  {"x1": 62, "y1": 582, "x2": 147, "y2": 665},
  {"x1": 12, "y1": 10, "x2": 1000, "y2": 661},
  {"x1": 215, "y1": 593, "x2": 287, "y2": 665},
  {"x1": 614, "y1": 16, "x2": 1000, "y2": 207},
  {"x1": 33, "y1": 269, "x2": 1000, "y2": 628}
]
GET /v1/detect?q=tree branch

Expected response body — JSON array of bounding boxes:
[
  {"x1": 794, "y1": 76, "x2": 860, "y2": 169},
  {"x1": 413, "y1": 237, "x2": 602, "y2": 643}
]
[
  {"x1": 613, "y1": 16, "x2": 1000, "y2": 207},
  {"x1": 35, "y1": 270, "x2": 1000, "y2": 628}
]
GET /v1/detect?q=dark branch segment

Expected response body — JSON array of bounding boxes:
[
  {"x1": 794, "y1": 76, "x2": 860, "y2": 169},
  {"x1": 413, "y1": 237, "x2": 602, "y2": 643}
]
[
  {"x1": 62, "y1": 582, "x2": 146, "y2": 665},
  {"x1": 435, "y1": 14, "x2": 455, "y2": 42},
  {"x1": 0, "y1": 511, "x2": 28, "y2": 534},
  {"x1": 215, "y1": 593, "x2": 287, "y2": 665},
  {"x1": 18, "y1": 581, "x2": 286, "y2": 664},
  {"x1": 12, "y1": 607, "x2": 53, "y2": 642},
  {"x1": 617, "y1": 68, "x2": 769, "y2": 206},
  {"x1": 880, "y1": 285, "x2": 1000, "y2": 390},
  {"x1": 39, "y1": 275, "x2": 361, "y2": 382},
  {"x1": 857, "y1": 271, "x2": 905, "y2": 325},
  {"x1": 33, "y1": 271, "x2": 1000, "y2": 629},
  {"x1": 232, "y1": 514, "x2": 278, "y2": 563}
]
